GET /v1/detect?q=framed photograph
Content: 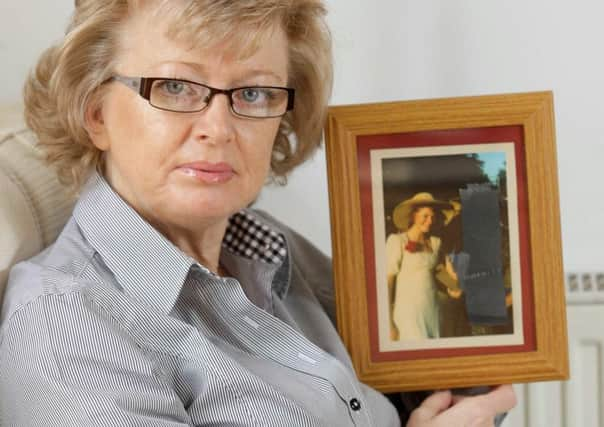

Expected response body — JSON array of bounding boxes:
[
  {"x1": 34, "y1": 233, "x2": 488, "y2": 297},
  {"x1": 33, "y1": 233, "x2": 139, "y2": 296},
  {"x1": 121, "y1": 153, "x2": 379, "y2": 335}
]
[{"x1": 324, "y1": 92, "x2": 568, "y2": 392}]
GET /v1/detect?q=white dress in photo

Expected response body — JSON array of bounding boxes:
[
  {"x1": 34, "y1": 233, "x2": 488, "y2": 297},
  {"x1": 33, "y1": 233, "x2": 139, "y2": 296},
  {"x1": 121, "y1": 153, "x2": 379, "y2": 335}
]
[{"x1": 386, "y1": 232, "x2": 441, "y2": 340}]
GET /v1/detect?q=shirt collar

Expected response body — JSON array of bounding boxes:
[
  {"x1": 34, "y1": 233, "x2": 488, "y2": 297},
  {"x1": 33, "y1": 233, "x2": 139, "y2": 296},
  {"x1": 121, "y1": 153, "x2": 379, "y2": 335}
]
[
  {"x1": 223, "y1": 211, "x2": 287, "y2": 265},
  {"x1": 73, "y1": 172, "x2": 290, "y2": 313},
  {"x1": 74, "y1": 172, "x2": 196, "y2": 314}
]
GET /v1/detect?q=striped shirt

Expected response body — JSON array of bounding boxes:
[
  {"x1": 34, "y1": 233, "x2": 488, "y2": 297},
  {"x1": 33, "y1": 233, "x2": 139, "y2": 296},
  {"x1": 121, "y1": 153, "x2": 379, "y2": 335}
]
[{"x1": 0, "y1": 173, "x2": 400, "y2": 426}]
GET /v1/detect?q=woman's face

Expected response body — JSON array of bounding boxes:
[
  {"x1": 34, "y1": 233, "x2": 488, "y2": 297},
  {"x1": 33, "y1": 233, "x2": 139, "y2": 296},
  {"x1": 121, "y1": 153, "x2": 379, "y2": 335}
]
[
  {"x1": 412, "y1": 207, "x2": 435, "y2": 234},
  {"x1": 89, "y1": 11, "x2": 288, "y2": 232}
]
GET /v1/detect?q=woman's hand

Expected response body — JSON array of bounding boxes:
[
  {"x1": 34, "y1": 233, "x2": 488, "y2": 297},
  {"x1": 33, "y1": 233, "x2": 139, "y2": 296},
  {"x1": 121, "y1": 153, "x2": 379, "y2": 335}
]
[
  {"x1": 406, "y1": 385, "x2": 516, "y2": 427},
  {"x1": 444, "y1": 256, "x2": 458, "y2": 282},
  {"x1": 446, "y1": 287, "x2": 463, "y2": 299}
]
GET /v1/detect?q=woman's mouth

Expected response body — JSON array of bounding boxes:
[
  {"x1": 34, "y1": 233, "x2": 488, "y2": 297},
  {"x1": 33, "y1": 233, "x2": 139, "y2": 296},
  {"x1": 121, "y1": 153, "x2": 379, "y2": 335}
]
[{"x1": 177, "y1": 161, "x2": 235, "y2": 184}]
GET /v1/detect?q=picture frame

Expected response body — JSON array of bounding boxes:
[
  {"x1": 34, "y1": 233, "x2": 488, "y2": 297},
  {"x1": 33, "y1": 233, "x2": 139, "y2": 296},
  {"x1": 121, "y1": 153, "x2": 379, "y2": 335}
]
[{"x1": 324, "y1": 91, "x2": 569, "y2": 392}]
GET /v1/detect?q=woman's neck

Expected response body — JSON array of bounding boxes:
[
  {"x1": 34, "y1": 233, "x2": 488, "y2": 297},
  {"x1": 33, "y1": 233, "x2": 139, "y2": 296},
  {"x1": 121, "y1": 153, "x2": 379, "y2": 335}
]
[
  {"x1": 406, "y1": 226, "x2": 425, "y2": 242},
  {"x1": 153, "y1": 216, "x2": 229, "y2": 275}
]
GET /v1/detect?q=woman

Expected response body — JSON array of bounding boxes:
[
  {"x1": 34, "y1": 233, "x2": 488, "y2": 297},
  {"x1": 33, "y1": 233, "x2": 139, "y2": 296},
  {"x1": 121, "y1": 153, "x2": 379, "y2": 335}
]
[
  {"x1": 387, "y1": 193, "x2": 460, "y2": 340},
  {"x1": 0, "y1": 1, "x2": 514, "y2": 426}
]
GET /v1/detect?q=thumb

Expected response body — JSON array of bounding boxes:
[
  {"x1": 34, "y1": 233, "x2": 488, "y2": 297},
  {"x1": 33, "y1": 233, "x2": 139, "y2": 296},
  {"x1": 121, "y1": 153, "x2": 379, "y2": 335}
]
[{"x1": 408, "y1": 390, "x2": 453, "y2": 424}]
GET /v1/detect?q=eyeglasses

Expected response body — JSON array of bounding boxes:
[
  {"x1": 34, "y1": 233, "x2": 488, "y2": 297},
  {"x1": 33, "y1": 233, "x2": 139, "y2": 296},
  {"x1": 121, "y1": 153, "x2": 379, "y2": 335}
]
[{"x1": 106, "y1": 75, "x2": 295, "y2": 119}]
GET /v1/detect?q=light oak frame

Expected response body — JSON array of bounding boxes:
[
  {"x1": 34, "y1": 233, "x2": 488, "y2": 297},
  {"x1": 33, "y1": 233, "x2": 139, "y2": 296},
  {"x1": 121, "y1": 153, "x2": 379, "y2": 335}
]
[{"x1": 324, "y1": 92, "x2": 568, "y2": 392}]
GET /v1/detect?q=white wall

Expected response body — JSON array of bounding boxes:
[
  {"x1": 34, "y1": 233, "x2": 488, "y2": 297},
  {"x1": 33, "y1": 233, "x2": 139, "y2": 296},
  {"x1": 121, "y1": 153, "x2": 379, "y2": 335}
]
[
  {"x1": 0, "y1": 2, "x2": 74, "y2": 104},
  {"x1": 259, "y1": 0, "x2": 604, "y2": 273},
  {"x1": 1, "y1": 0, "x2": 601, "y2": 270}
]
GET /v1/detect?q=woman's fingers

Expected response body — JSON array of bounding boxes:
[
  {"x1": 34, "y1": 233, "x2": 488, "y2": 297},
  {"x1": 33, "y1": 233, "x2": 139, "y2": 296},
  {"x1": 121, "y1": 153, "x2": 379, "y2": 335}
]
[
  {"x1": 480, "y1": 385, "x2": 517, "y2": 415},
  {"x1": 447, "y1": 385, "x2": 517, "y2": 426},
  {"x1": 447, "y1": 288, "x2": 463, "y2": 299},
  {"x1": 406, "y1": 385, "x2": 517, "y2": 427},
  {"x1": 453, "y1": 385, "x2": 516, "y2": 413},
  {"x1": 407, "y1": 390, "x2": 452, "y2": 424}
]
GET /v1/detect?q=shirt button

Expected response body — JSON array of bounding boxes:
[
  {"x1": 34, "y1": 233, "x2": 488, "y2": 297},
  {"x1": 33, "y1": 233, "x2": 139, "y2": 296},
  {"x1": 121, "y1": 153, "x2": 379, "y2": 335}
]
[{"x1": 349, "y1": 398, "x2": 361, "y2": 411}]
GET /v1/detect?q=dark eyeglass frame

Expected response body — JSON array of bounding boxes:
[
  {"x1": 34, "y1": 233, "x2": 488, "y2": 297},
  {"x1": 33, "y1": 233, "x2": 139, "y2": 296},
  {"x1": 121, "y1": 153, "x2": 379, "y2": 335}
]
[{"x1": 105, "y1": 75, "x2": 295, "y2": 118}]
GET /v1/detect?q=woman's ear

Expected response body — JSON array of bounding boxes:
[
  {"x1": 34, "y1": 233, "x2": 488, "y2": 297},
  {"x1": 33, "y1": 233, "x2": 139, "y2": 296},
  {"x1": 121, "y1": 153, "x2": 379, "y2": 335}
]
[{"x1": 84, "y1": 97, "x2": 110, "y2": 151}]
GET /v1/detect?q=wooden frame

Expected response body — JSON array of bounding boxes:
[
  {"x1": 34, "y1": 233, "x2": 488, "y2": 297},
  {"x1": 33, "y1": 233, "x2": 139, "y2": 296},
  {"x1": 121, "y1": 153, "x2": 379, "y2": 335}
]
[{"x1": 324, "y1": 92, "x2": 568, "y2": 392}]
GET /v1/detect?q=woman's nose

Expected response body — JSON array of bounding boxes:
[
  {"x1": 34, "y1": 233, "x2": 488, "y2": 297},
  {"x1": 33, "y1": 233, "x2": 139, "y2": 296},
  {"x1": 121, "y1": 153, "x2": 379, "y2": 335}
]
[{"x1": 193, "y1": 93, "x2": 236, "y2": 144}]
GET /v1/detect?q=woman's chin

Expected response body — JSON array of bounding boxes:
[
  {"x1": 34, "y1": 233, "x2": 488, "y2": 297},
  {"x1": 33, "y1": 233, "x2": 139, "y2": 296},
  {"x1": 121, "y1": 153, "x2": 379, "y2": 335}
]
[{"x1": 170, "y1": 194, "x2": 248, "y2": 222}]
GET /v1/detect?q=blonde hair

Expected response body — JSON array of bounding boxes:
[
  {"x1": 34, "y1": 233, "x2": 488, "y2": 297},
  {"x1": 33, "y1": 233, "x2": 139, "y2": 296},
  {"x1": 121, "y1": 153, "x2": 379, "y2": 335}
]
[{"x1": 24, "y1": 0, "x2": 333, "y2": 188}]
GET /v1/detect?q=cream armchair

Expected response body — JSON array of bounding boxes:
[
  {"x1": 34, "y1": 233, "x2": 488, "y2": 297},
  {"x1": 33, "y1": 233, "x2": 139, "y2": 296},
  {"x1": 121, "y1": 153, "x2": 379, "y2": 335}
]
[{"x1": 0, "y1": 104, "x2": 75, "y2": 300}]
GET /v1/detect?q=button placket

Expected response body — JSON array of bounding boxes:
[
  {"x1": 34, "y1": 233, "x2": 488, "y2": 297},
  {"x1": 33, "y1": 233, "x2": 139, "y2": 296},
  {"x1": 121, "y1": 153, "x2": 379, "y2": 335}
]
[{"x1": 198, "y1": 275, "x2": 375, "y2": 426}]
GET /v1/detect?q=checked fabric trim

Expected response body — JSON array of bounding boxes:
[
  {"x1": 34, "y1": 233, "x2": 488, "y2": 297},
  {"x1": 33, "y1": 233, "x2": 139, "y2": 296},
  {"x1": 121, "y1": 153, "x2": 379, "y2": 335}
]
[{"x1": 223, "y1": 211, "x2": 287, "y2": 264}]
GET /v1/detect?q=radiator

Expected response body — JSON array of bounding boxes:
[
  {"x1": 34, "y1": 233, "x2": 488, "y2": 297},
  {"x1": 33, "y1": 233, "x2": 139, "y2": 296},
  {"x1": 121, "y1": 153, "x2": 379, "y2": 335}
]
[{"x1": 502, "y1": 272, "x2": 604, "y2": 427}]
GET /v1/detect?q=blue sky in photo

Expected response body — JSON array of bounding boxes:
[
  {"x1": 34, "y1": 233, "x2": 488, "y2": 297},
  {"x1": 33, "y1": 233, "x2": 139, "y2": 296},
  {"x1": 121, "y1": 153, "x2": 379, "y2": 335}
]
[{"x1": 474, "y1": 152, "x2": 506, "y2": 183}]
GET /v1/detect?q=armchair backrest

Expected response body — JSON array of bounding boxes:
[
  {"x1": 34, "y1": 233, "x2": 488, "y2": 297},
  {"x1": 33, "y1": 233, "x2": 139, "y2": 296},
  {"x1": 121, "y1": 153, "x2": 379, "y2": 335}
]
[{"x1": 0, "y1": 104, "x2": 75, "y2": 300}]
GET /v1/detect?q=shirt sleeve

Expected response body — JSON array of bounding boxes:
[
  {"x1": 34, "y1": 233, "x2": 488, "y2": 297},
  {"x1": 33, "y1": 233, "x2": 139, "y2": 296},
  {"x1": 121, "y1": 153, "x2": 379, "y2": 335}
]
[
  {"x1": 386, "y1": 233, "x2": 403, "y2": 278},
  {"x1": 0, "y1": 294, "x2": 193, "y2": 426}
]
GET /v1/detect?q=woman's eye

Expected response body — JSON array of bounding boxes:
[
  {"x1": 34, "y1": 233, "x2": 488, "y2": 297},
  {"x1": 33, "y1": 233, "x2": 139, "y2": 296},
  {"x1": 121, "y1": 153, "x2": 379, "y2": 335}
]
[
  {"x1": 241, "y1": 88, "x2": 261, "y2": 103},
  {"x1": 156, "y1": 80, "x2": 192, "y2": 96},
  {"x1": 164, "y1": 80, "x2": 185, "y2": 95}
]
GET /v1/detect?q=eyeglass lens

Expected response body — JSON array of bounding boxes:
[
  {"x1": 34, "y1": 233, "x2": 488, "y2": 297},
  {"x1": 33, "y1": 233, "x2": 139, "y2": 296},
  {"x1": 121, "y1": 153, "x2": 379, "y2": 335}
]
[{"x1": 149, "y1": 79, "x2": 290, "y2": 117}]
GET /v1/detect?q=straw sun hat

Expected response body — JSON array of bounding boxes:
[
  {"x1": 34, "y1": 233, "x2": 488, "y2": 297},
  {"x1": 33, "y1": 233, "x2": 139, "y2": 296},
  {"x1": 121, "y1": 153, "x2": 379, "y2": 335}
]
[{"x1": 392, "y1": 192, "x2": 453, "y2": 231}]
